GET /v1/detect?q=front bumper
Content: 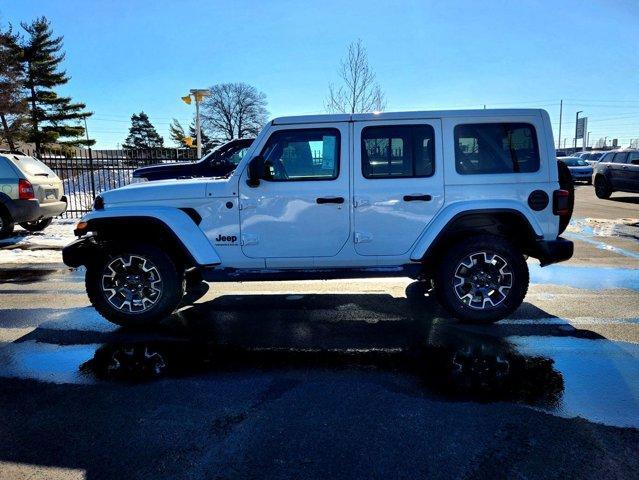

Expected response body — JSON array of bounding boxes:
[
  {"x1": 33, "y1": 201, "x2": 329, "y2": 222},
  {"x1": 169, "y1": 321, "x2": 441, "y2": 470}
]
[
  {"x1": 62, "y1": 235, "x2": 99, "y2": 268},
  {"x1": 533, "y1": 237, "x2": 574, "y2": 267},
  {"x1": 571, "y1": 173, "x2": 592, "y2": 180}
]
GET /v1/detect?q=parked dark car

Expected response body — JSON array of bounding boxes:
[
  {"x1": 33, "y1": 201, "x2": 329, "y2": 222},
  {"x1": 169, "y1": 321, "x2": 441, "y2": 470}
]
[
  {"x1": 593, "y1": 149, "x2": 639, "y2": 198},
  {"x1": 574, "y1": 151, "x2": 606, "y2": 165},
  {"x1": 132, "y1": 138, "x2": 254, "y2": 181},
  {"x1": 558, "y1": 156, "x2": 593, "y2": 184}
]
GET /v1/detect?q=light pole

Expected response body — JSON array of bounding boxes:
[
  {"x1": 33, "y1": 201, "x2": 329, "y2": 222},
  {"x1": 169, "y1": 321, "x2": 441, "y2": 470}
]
[
  {"x1": 574, "y1": 111, "x2": 583, "y2": 150},
  {"x1": 587, "y1": 131, "x2": 591, "y2": 149},
  {"x1": 557, "y1": 100, "x2": 563, "y2": 149},
  {"x1": 181, "y1": 89, "x2": 210, "y2": 158}
]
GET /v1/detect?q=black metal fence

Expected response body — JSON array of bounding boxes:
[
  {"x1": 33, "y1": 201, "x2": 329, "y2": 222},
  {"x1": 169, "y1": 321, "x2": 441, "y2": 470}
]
[{"x1": 22, "y1": 148, "x2": 200, "y2": 218}]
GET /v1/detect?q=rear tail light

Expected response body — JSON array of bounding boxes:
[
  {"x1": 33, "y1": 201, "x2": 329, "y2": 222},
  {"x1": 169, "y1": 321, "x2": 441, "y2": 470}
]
[
  {"x1": 18, "y1": 179, "x2": 35, "y2": 200},
  {"x1": 553, "y1": 189, "x2": 570, "y2": 215}
]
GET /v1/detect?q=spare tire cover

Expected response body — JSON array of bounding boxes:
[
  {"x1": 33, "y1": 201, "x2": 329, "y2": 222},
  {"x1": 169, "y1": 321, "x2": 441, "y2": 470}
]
[{"x1": 556, "y1": 160, "x2": 574, "y2": 235}]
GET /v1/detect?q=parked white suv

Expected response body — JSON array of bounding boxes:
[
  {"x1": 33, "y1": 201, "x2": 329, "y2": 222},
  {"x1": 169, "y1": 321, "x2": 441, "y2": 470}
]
[{"x1": 63, "y1": 109, "x2": 574, "y2": 326}]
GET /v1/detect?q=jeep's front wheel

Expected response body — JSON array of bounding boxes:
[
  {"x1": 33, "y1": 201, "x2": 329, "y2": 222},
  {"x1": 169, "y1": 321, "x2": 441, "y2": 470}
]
[
  {"x1": 86, "y1": 243, "x2": 184, "y2": 327},
  {"x1": 435, "y1": 235, "x2": 529, "y2": 323}
]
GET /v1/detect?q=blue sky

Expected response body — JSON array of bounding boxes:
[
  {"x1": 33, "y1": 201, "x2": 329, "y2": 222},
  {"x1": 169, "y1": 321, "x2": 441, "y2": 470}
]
[{"x1": 2, "y1": 0, "x2": 639, "y2": 149}]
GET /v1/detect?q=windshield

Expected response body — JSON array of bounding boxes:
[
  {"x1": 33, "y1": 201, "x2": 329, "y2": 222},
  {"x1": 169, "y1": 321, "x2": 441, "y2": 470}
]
[
  {"x1": 7, "y1": 154, "x2": 57, "y2": 177},
  {"x1": 560, "y1": 157, "x2": 588, "y2": 166}
]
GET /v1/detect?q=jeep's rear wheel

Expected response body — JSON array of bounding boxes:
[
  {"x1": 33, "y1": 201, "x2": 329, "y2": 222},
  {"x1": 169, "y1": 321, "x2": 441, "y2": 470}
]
[
  {"x1": 594, "y1": 175, "x2": 612, "y2": 199},
  {"x1": 435, "y1": 235, "x2": 529, "y2": 323},
  {"x1": 86, "y1": 243, "x2": 184, "y2": 327},
  {"x1": 0, "y1": 207, "x2": 14, "y2": 239}
]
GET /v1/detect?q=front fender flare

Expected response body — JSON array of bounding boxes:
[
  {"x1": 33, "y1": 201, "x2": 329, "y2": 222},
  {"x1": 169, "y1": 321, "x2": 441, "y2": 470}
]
[
  {"x1": 81, "y1": 206, "x2": 221, "y2": 266},
  {"x1": 410, "y1": 200, "x2": 543, "y2": 261}
]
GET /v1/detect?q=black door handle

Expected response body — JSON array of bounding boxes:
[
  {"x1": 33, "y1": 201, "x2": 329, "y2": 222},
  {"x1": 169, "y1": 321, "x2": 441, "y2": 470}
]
[
  {"x1": 403, "y1": 194, "x2": 432, "y2": 202},
  {"x1": 316, "y1": 196, "x2": 345, "y2": 204}
]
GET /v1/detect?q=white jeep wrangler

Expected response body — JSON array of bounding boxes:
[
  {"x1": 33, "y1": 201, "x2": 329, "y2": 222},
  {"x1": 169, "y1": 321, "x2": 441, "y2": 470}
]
[{"x1": 63, "y1": 109, "x2": 574, "y2": 327}]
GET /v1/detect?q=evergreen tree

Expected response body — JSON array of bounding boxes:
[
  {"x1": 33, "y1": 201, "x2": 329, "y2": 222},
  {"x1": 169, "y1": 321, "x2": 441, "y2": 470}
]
[
  {"x1": 188, "y1": 121, "x2": 219, "y2": 152},
  {"x1": 169, "y1": 117, "x2": 219, "y2": 152},
  {"x1": 0, "y1": 24, "x2": 27, "y2": 150},
  {"x1": 123, "y1": 112, "x2": 164, "y2": 149},
  {"x1": 168, "y1": 118, "x2": 186, "y2": 146},
  {"x1": 20, "y1": 17, "x2": 93, "y2": 153}
]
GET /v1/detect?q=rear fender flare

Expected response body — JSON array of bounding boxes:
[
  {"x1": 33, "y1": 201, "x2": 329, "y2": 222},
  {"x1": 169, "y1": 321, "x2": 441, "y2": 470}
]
[
  {"x1": 410, "y1": 200, "x2": 543, "y2": 261},
  {"x1": 82, "y1": 206, "x2": 220, "y2": 266}
]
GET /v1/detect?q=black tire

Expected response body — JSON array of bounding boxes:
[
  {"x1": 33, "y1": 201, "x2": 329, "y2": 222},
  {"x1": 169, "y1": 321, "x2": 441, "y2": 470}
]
[
  {"x1": 0, "y1": 207, "x2": 15, "y2": 239},
  {"x1": 594, "y1": 175, "x2": 612, "y2": 199},
  {"x1": 434, "y1": 234, "x2": 529, "y2": 324},
  {"x1": 85, "y1": 242, "x2": 184, "y2": 327},
  {"x1": 19, "y1": 217, "x2": 53, "y2": 232},
  {"x1": 557, "y1": 160, "x2": 574, "y2": 235}
]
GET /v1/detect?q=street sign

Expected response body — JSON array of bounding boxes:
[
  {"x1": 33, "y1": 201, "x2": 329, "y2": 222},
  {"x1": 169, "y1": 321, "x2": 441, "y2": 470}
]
[{"x1": 576, "y1": 117, "x2": 587, "y2": 139}]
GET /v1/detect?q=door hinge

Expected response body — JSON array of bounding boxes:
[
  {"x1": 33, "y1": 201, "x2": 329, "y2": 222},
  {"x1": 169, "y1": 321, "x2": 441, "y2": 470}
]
[
  {"x1": 353, "y1": 196, "x2": 370, "y2": 208},
  {"x1": 241, "y1": 233, "x2": 259, "y2": 246},
  {"x1": 354, "y1": 232, "x2": 373, "y2": 244},
  {"x1": 239, "y1": 201, "x2": 257, "y2": 211}
]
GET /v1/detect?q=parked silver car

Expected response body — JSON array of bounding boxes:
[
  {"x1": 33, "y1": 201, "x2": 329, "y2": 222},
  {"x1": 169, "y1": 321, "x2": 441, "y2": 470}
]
[{"x1": 0, "y1": 150, "x2": 67, "y2": 238}]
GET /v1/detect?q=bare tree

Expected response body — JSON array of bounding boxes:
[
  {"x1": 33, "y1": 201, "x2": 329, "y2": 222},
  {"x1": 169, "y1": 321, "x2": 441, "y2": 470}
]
[
  {"x1": 629, "y1": 138, "x2": 639, "y2": 149},
  {"x1": 0, "y1": 24, "x2": 26, "y2": 150},
  {"x1": 326, "y1": 39, "x2": 386, "y2": 114},
  {"x1": 595, "y1": 137, "x2": 605, "y2": 148},
  {"x1": 201, "y1": 82, "x2": 268, "y2": 140}
]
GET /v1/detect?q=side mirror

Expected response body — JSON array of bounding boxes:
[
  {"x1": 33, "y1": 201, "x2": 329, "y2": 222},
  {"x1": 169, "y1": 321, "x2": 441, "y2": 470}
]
[{"x1": 246, "y1": 155, "x2": 264, "y2": 187}]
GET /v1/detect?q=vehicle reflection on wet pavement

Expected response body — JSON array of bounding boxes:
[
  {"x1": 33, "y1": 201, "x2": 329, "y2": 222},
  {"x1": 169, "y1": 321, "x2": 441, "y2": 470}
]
[{"x1": 1, "y1": 281, "x2": 637, "y2": 429}]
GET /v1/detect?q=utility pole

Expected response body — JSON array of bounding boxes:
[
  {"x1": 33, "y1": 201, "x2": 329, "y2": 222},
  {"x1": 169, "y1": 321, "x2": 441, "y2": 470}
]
[
  {"x1": 181, "y1": 89, "x2": 210, "y2": 158},
  {"x1": 574, "y1": 111, "x2": 583, "y2": 149},
  {"x1": 558, "y1": 100, "x2": 563, "y2": 149},
  {"x1": 582, "y1": 117, "x2": 588, "y2": 151}
]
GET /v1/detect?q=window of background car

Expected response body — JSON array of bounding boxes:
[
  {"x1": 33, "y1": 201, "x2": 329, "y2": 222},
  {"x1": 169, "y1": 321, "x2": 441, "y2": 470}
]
[
  {"x1": 7, "y1": 155, "x2": 56, "y2": 177},
  {"x1": 0, "y1": 157, "x2": 17, "y2": 177},
  {"x1": 599, "y1": 153, "x2": 613, "y2": 163},
  {"x1": 228, "y1": 147, "x2": 249, "y2": 165},
  {"x1": 260, "y1": 128, "x2": 340, "y2": 181},
  {"x1": 454, "y1": 123, "x2": 540, "y2": 174},
  {"x1": 361, "y1": 124, "x2": 435, "y2": 178},
  {"x1": 628, "y1": 152, "x2": 639, "y2": 164},
  {"x1": 612, "y1": 152, "x2": 628, "y2": 164}
]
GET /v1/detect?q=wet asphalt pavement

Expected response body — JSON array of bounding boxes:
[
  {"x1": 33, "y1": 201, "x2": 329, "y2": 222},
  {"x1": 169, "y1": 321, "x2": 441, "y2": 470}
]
[{"x1": 0, "y1": 187, "x2": 638, "y2": 479}]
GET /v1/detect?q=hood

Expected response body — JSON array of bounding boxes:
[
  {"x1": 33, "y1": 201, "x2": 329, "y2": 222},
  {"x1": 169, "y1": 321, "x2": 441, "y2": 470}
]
[
  {"x1": 133, "y1": 161, "x2": 201, "y2": 177},
  {"x1": 101, "y1": 178, "x2": 208, "y2": 204}
]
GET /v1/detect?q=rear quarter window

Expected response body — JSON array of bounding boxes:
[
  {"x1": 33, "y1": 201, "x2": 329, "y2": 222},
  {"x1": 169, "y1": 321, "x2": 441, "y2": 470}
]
[
  {"x1": 454, "y1": 123, "x2": 540, "y2": 175},
  {"x1": 0, "y1": 157, "x2": 18, "y2": 178}
]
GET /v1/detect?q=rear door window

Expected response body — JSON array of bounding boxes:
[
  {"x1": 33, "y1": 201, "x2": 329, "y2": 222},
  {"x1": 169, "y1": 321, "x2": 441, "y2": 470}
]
[
  {"x1": 612, "y1": 153, "x2": 628, "y2": 164},
  {"x1": 454, "y1": 123, "x2": 540, "y2": 174},
  {"x1": 361, "y1": 124, "x2": 435, "y2": 178}
]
